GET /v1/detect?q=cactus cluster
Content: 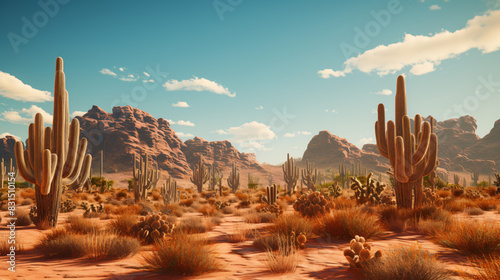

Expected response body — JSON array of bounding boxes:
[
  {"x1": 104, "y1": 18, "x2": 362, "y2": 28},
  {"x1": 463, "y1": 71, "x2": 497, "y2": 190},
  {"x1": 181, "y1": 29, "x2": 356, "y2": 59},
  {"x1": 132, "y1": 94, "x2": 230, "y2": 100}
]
[
  {"x1": 131, "y1": 213, "x2": 174, "y2": 244},
  {"x1": 375, "y1": 76, "x2": 438, "y2": 209},
  {"x1": 214, "y1": 200, "x2": 230, "y2": 210},
  {"x1": 465, "y1": 189, "x2": 481, "y2": 200},
  {"x1": 301, "y1": 160, "x2": 318, "y2": 190},
  {"x1": 282, "y1": 153, "x2": 299, "y2": 194},
  {"x1": 60, "y1": 199, "x2": 77, "y2": 213},
  {"x1": 293, "y1": 191, "x2": 334, "y2": 218},
  {"x1": 326, "y1": 182, "x2": 343, "y2": 199},
  {"x1": 471, "y1": 163, "x2": 480, "y2": 186},
  {"x1": 133, "y1": 152, "x2": 160, "y2": 202},
  {"x1": 423, "y1": 188, "x2": 442, "y2": 207},
  {"x1": 227, "y1": 163, "x2": 240, "y2": 193},
  {"x1": 160, "y1": 176, "x2": 179, "y2": 205},
  {"x1": 344, "y1": 235, "x2": 382, "y2": 268},
  {"x1": 350, "y1": 173, "x2": 386, "y2": 204},
  {"x1": 81, "y1": 202, "x2": 103, "y2": 218},
  {"x1": 190, "y1": 157, "x2": 209, "y2": 193},
  {"x1": 1, "y1": 158, "x2": 17, "y2": 186}
]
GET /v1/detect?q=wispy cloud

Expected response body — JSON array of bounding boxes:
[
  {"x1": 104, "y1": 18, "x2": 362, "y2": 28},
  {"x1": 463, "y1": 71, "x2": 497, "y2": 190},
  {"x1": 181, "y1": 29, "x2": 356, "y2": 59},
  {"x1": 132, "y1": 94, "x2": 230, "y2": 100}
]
[
  {"x1": 284, "y1": 131, "x2": 311, "y2": 138},
  {"x1": 318, "y1": 10, "x2": 500, "y2": 77},
  {"x1": 172, "y1": 101, "x2": 189, "y2": 108},
  {"x1": 325, "y1": 109, "x2": 337, "y2": 113},
  {"x1": 170, "y1": 120, "x2": 194, "y2": 127},
  {"x1": 375, "y1": 89, "x2": 392, "y2": 95},
  {"x1": 0, "y1": 132, "x2": 20, "y2": 140},
  {"x1": 176, "y1": 132, "x2": 194, "y2": 138},
  {"x1": 357, "y1": 137, "x2": 374, "y2": 147},
  {"x1": 163, "y1": 76, "x2": 236, "y2": 97},
  {"x1": 1, "y1": 105, "x2": 53, "y2": 125},
  {"x1": 216, "y1": 121, "x2": 276, "y2": 151},
  {"x1": 255, "y1": 105, "x2": 264, "y2": 110},
  {"x1": 0, "y1": 71, "x2": 53, "y2": 102},
  {"x1": 429, "y1": 5, "x2": 441, "y2": 10},
  {"x1": 100, "y1": 68, "x2": 117, "y2": 77},
  {"x1": 72, "y1": 111, "x2": 86, "y2": 118}
]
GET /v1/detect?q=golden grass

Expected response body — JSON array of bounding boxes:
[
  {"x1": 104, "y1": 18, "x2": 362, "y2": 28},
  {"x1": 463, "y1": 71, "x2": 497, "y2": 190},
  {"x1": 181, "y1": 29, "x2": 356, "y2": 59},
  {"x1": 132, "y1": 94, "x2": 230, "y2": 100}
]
[
  {"x1": 264, "y1": 234, "x2": 299, "y2": 274},
  {"x1": 272, "y1": 213, "x2": 314, "y2": 239},
  {"x1": 462, "y1": 255, "x2": 500, "y2": 280},
  {"x1": 84, "y1": 233, "x2": 140, "y2": 260},
  {"x1": 244, "y1": 212, "x2": 277, "y2": 223},
  {"x1": 176, "y1": 216, "x2": 214, "y2": 233},
  {"x1": 226, "y1": 224, "x2": 251, "y2": 243},
  {"x1": 65, "y1": 215, "x2": 100, "y2": 234},
  {"x1": 315, "y1": 208, "x2": 382, "y2": 240},
  {"x1": 14, "y1": 209, "x2": 32, "y2": 226},
  {"x1": 108, "y1": 214, "x2": 138, "y2": 236}
]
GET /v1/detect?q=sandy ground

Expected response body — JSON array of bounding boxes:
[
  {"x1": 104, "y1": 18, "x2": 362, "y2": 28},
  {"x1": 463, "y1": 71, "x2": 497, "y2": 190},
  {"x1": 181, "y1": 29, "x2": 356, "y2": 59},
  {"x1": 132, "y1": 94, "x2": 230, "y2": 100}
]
[{"x1": 1, "y1": 201, "x2": 499, "y2": 280}]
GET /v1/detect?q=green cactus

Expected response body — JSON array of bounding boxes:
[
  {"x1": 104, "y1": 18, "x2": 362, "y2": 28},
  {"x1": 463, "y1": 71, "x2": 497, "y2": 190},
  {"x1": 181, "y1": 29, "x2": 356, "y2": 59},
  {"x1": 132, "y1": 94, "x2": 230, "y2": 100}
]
[
  {"x1": 471, "y1": 163, "x2": 480, "y2": 186},
  {"x1": 301, "y1": 160, "x2": 318, "y2": 191},
  {"x1": 375, "y1": 75, "x2": 438, "y2": 209},
  {"x1": 227, "y1": 163, "x2": 240, "y2": 193},
  {"x1": 282, "y1": 153, "x2": 299, "y2": 194},
  {"x1": 339, "y1": 163, "x2": 348, "y2": 189},
  {"x1": 0, "y1": 159, "x2": 4, "y2": 187},
  {"x1": 190, "y1": 157, "x2": 209, "y2": 193},
  {"x1": 133, "y1": 152, "x2": 159, "y2": 202},
  {"x1": 327, "y1": 182, "x2": 343, "y2": 198},
  {"x1": 208, "y1": 165, "x2": 221, "y2": 191},
  {"x1": 15, "y1": 57, "x2": 92, "y2": 227},
  {"x1": 350, "y1": 172, "x2": 386, "y2": 204},
  {"x1": 262, "y1": 184, "x2": 278, "y2": 205},
  {"x1": 161, "y1": 176, "x2": 179, "y2": 205}
]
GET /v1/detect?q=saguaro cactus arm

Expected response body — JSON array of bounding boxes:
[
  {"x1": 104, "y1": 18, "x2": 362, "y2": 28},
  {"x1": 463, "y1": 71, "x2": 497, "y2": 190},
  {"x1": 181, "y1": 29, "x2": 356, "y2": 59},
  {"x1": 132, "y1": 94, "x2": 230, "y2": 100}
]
[{"x1": 282, "y1": 153, "x2": 299, "y2": 193}]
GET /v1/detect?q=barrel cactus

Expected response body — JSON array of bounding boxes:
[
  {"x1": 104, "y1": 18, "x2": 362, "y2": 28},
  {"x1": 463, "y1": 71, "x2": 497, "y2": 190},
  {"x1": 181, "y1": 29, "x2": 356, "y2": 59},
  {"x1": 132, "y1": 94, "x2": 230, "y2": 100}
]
[
  {"x1": 293, "y1": 191, "x2": 334, "y2": 218},
  {"x1": 343, "y1": 235, "x2": 382, "y2": 268},
  {"x1": 131, "y1": 213, "x2": 174, "y2": 244}
]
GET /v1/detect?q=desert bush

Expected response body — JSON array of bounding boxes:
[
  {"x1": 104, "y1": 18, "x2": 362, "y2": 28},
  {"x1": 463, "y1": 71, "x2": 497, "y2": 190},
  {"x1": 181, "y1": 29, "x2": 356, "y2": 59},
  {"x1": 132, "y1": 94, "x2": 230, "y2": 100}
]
[
  {"x1": 378, "y1": 206, "x2": 408, "y2": 232},
  {"x1": 244, "y1": 212, "x2": 276, "y2": 223},
  {"x1": 221, "y1": 206, "x2": 235, "y2": 215},
  {"x1": 315, "y1": 208, "x2": 382, "y2": 240},
  {"x1": 443, "y1": 199, "x2": 475, "y2": 213},
  {"x1": 176, "y1": 216, "x2": 213, "y2": 233},
  {"x1": 65, "y1": 215, "x2": 100, "y2": 234},
  {"x1": 179, "y1": 198, "x2": 195, "y2": 207},
  {"x1": 37, "y1": 233, "x2": 87, "y2": 258},
  {"x1": 116, "y1": 191, "x2": 128, "y2": 200},
  {"x1": 475, "y1": 198, "x2": 498, "y2": 211},
  {"x1": 108, "y1": 214, "x2": 138, "y2": 236},
  {"x1": 143, "y1": 233, "x2": 219, "y2": 275},
  {"x1": 359, "y1": 244, "x2": 449, "y2": 280},
  {"x1": 465, "y1": 207, "x2": 485, "y2": 216},
  {"x1": 463, "y1": 255, "x2": 500, "y2": 280},
  {"x1": 333, "y1": 196, "x2": 356, "y2": 209},
  {"x1": 227, "y1": 225, "x2": 251, "y2": 243},
  {"x1": 21, "y1": 198, "x2": 33, "y2": 205},
  {"x1": 14, "y1": 209, "x2": 32, "y2": 226},
  {"x1": 85, "y1": 233, "x2": 140, "y2": 260},
  {"x1": 433, "y1": 219, "x2": 500, "y2": 256},
  {"x1": 272, "y1": 213, "x2": 314, "y2": 239},
  {"x1": 112, "y1": 204, "x2": 142, "y2": 215},
  {"x1": 20, "y1": 188, "x2": 35, "y2": 200},
  {"x1": 198, "y1": 205, "x2": 218, "y2": 216},
  {"x1": 235, "y1": 192, "x2": 248, "y2": 201},
  {"x1": 264, "y1": 234, "x2": 299, "y2": 273},
  {"x1": 436, "y1": 190, "x2": 451, "y2": 198}
]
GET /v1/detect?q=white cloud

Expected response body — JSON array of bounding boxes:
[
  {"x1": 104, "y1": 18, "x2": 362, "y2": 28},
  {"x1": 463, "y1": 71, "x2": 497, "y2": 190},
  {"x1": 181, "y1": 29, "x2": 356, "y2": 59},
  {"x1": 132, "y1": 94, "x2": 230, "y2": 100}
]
[
  {"x1": 163, "y1": 76, "x2": 236, "y2": 97},
  {"x1": 72, "y1": 111, "x2": 86, "y2": 118},
  {"x1": 214, "y1": 129, "x2": 229, "y2": 135},
  {"x1": 119, "y1": 67, "x2": 125, "y2": 72},
  {"x1": 240, "y1": 141, "x2": 273, "y2": 151},
  {"x1": 217, "y1": 121, "x2": 276, "y2": 151},
  {"x1": 325, "y1": 109, "x2": 337, "y2": 113},
  {"x1": 284, "y1": 131, "x2": 311, "y2": 138},
  {"x1": 100, "y1": 68, "x2": 117, "y2": 77},
  {"x1": 0, "y1": 71, "x2": 53, "y2": 102},
  {"x1": 176, "y1": 120, "x2": 195, "y2": 127},
  {"x1": 119, "y1": 77, "x2": 138, "y2": 82},
  {"x1": 429, "y1": 5, "x2": 441, "y2": 10},
  {"x1": 298, "y1": 131, "x2": 311, "y2": 135},
  {"x1": 2, "y1": 105, "x2": 53, "y2": 125},
  {"x1": 375, "y1": 89, "x2": 393, "y2": 95},
  {"x1": 357, "y1": 137, "x2": 374, "y2": 147},
  {"x1": 127, "y1": 74, "x2": 134, "y2": 78},
  {"x1": 143, "y1": 79, "x2": 154, "y2": 83},
  {"x1": 284, "y1": 133, "x2": 295, "y2": 138},
  {"x1": 176, "y1": 132, "x2": 194, "y2": 138},
  {"x1": 0, "y1": 132, "x2": 20, "y2": 140},
  {"x1": 255, "y1": 105, "x2": 264, "y2": 110},
  {"x1": 318, "y1": 10, "x2": 500, "y2": 77},
  {"x1": 167, "y1": 119, "x2": 175, "y2": 125},
  {"x1": 172, "y1": 101, "x2": 189, "y2": 108},
  {"x1": 143, "y1": 72, "x2": 150, "y2": 77}
]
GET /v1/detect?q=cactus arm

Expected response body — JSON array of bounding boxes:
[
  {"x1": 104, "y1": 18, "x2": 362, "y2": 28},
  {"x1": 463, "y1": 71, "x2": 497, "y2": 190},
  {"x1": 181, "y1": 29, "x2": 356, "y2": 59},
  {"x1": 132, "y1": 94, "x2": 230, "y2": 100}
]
[
  {"x1": 412, "y1": 122, "x2": 431, "y2": 165},
  {"x1": 33, "y1": 113, "x2": 44, "y2": 185},
  {"x1": 386, "y1": 121, "x2": 396, "y2": 167},
  {"x1": 15, "y1": 141, "x2": 35, "y2": 184},
  {"x1": 41, "y1": 150, "x2": 57, "y2": 194},
  {"x1": 395, "y1": 75, "x2": 407, "y2": 137},
  {"x1": 395, "y1": 136, "x2": 408, "y2": 183},
  {"x1": 421, "y1": 134, "x2": 438, "y2": 176},
  {"x1": 375, "y1": 104, "x2": 388, "y2": 158},
  {"x1": 28, "y1": 123, "x2": 35, "y2": 169},
  {"x1": 403, "y1": 116, "x2": 413, "y2": 178},
  {"x1": 61, "y1": 138, "x2": 88, "y2": 186},
  {"x1": 62, "y1": 120, "x2": 79, "y2": 177}
]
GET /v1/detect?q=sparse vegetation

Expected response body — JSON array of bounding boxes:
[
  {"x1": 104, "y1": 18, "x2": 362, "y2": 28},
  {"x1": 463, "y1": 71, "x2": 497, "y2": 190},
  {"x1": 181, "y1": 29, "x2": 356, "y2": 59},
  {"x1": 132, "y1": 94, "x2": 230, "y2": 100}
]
[{"x1": 315, "y1": 208, "x2": 382, "y2": 240}]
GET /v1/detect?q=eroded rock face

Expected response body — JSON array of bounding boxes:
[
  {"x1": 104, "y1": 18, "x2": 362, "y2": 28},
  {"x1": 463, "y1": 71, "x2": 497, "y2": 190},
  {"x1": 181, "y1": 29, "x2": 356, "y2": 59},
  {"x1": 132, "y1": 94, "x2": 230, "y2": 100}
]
[
  {"x1": 466, "y1": 119, "x2": 500, "y2": 171},
  {"x1": 182, "y1": 137, "x2": 262, "y2": 170},
  {"x1": 75, "y1": 105, "x2": 262, "y2": 178},
  {"x1": 76, "y1": 105, "x2": 191, "y2": 178},
  {"x1": 0, "y1": 136, "x2": 17, "y2": 162}
]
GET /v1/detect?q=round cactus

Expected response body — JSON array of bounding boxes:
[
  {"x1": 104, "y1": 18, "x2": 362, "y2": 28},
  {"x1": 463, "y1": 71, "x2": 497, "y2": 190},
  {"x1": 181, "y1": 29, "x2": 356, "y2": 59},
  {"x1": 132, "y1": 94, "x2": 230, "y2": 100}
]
[
  {"x1": 293, "y1": 191, "x2": 334, "y2": 218},
  {"x1": 131, "y1": 212, "x2": 174, "y2": 244},
  {"x1": 344, "y1": 235, "x2": 382, "y2": 268}
]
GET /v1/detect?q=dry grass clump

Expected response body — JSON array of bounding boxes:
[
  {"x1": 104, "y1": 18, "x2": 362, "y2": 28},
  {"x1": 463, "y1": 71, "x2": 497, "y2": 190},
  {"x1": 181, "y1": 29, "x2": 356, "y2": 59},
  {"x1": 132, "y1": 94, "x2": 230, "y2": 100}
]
[
  {"x1": 475, "y1": 198, "x2": 498, "y2": 211},
  {"x1": 20, "y1": 188, "x2": 36, "y2": 200},
  {"x1": 108, "y1": 214, "x2": 138, "y2": 236},
  {"x1": 21, "y1": 198, "x2": 34, "y2": 205},
  {"x1": 65, "y1": 215, "x2": 100, "y2": 234},
  {"x1": 37, "y1": 233, "x2": 87, "y2": 258},
  {"x1": 272, "y1": 213, "x2": 314, "y2": 239},
  {"x1": 443, "y1": 199, "x2": 476, "y2": 213},
  {"x1": 221, "y1": 206, "x2": 235, "y2": 215},
  {"x1": 179, "y1": 198, "x2": 195, "y2": 207},
  {"x1": 436, "y1": 190, "x2": 451, "y2": 198},
  {"x1": 0, "y1": 236, "x2": 24, "y2": 255},
  {"x1": 85, "y1": 233, "x2": 140, "y2": 260},
  {"x1": 235, "y1": 192, "x2": 248, "y2": 201},
  {"x1": 198, "y1": 205, "x2": 218, "y2": 216},
  {"x1": 465, "y1": 207, "x2": 485, "y2": 216},
  {"x1": 333, "y1": 196, "x2": 356, "y2": 209},
  {"x1": 143, "y1": 233, "x2": 219, "y2": 275},
  {"x1": 112, "y1": 204, "x2": 142, "y2": 215},
  {"x1": 431, "y1": 219, "x2": 500, "y2": 256},
  {"x1": 14, "y1": 209, "x2": 32, "y2": 226},
  {"x1": 359, "y1": 244, "x2": 449, "y2": 280},
  {"x1": 280, "y1": 195, "x2": 297, "y2": 205},
  {"x1": 226, "y1": 225, "x2": 251, "y2": 243},
  {"x1": 462, "y1": 255, "x2": 500, "y2": 280},
  {"x1": 244, "y1": 212, "x2": 277, "y2": 223},
  {"x1": 264, "y1": 234, "x2": 300, "y2": 274},
  {"x1": 315, "y1": 208, "x2": 382, "y2": 240},
  {"x1": 378, "y1": 206, "x2": 408, "y2": 232},
  {"x1": 176, "y1": 216, "x2": 213, "y2": 233}
]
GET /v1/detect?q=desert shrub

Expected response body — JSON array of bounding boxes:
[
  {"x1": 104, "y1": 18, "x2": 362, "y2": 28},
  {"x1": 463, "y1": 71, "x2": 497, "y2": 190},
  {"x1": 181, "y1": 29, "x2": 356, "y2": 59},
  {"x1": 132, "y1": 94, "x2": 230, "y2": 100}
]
[
  {"x1": 20, "y1": 188, "x2": 36, "y2": 200},
  {"x1": 210, "y1": 216, "x2": 223, "y2": 225},
  {"x1": 221, "y1": 206, "x2": 235, "y2": 215},
  {"x1": 116, "y1": 191, "x2": 128, "y2": 200},
  {"x1": 227, "y1": 225, "x2": 251, "y2": 243},
  {"x1": 244, "y1": 212, "x2": 277, "y2": 223},
  {"x1": 477, "y1": 181, "x2": 489, "y2": 188},
  {"x1": 264, "y1": 234, "x2": 299, "y2": 273},
  {"x1": 465, "y1": 207, "x2": 485, "y2": 216},
  {"x1": 198, "y1": 205, "x2": 218, "y2": 216},
  {"x1": 179, "y1": 198, "x2": 195, "y2": 207},
  {"x1": 176, "y1": 216, "x2": 213, "y2": 233},
  {"x1": 150, "y1": 192, "x2": 162, "y2": 201},
  {"x1": 108, "y1": 214, "x2": 138, "y2": 236},
  {"x1": 359, "y1": 244, "x2": 449, "y2": 280},
  {"x1": 0, "y1": 236, "x2": 23, "y2": 255},
  {"x1": 378, "y1": 206, "x2": 408, "y2": 232},
  {"x1": 484, "y1": 187, "x2": 498, "y2": 197},
  {"x1": 463, "y1": 255, "x2": 500, "y2": 280},
  {"x1": 235, "y1": 192, "x2": 248, "y2": 201},
  {"x1": 443, "y1": 199, "x2": 475, "y2": 213},
  {"x1": 315, "y1": 208, "x2": 382, "y2": 240},
  {"x1": 112, "y1": 204, "x2": 142, "y2": 215},
  {"x1": 37, "y1": 233, "x2": 87, "y2": 258},
  {"x1": 333, "y1": 196, "x2": 356, "y2": 209},
  {"x1": 85, "y1": 233, "x2": 140, "y2": 260},
  {"x1": 436, "y1": 190, "x2": 451, "y2": 198},
  {"x1": 143, "y1": 233, "x2": 219, "y2": 275},
  {"x1": 21, "y1": 198, "x2": 33, "y2": 205},
  {"x1": 14, "y1": 210, "x2": 32, "y2": 226},
  {"x1": 433, "y1": 219, "x2": 500, "y2": 256},
  {"x1": 475, "y1": 198, "x2": 498, "y2": 211},
  {"x1": 272, "y1": 214, "x2": 314, "y2": 239},
  {"x1": 65, "y1": 215, "x2": 100, "y2": 234}
]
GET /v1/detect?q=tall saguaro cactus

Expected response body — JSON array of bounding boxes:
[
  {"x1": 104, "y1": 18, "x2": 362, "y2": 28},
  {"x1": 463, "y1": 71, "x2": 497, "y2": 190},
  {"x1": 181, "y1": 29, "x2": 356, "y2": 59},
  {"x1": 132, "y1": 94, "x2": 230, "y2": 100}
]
[
  {"x1": 471, "y1": 163, "x2": 479, "y2": 186},
  {"x1": 375, "y1": 75, "x2": 438, "y2": 209},
  {"x1": 262, "y1": 184, "x2": 277, "y2": 205},
  {"x1": 15, "y1": 57, "x2": 92, "y2": 227},
  {"x1": 282, "y1": 153, "x2": 299, "y2": 194},
  {"x1": 132, "y1": 152, "x2": 159, "y2": 202},
  {"x1": 191, "y1": 157, "x2": 209, "y2": 193},
  {"x1": 301, "y1": 160, "x2": 318, "y2": 191},
  {"x1": 208, "y1": 165, "x2": 221, "y2": 191},
  {"x1": 161, "y1": 176, "x2": 179, "y2": 205},
  {"x1": 227, "y1": 163, "x2": 240, "y2": 193},
  {"x1": 0, "y1": 159, "x2": 5, "y2": 186}
]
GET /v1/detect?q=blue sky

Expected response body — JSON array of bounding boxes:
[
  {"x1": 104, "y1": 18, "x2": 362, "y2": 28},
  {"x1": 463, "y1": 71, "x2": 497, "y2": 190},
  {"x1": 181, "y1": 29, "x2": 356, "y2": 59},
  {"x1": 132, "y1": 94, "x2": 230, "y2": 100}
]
[{"x1": 1, "y1": 0, "x2": 499, "y2": 164}]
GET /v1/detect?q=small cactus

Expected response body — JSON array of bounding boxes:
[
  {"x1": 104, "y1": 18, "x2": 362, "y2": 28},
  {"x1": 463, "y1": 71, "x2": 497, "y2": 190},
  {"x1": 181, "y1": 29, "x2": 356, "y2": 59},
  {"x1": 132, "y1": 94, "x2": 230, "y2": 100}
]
[
  {"x1": 326, "y1": 182, "x2": 342, "y2": 198},
  {"x1": 293, "y1": 191, "x2": 334, "y2": 218},
  {"x1": 60, "y1": 199, "x2": 77, "y2": 213},
  {"x1": 214, "y1": 200, "x2": 230, "y2": 210},
  {"x1": 81, "y1": 202, "x2": 103, "y2": 218},
  {"x1": 423, "y1": 188, "x2": 443, "y2": 207},
  {"x1": 131, "y1": 212, "x2": 174, "y2": 244},
  {"x1": 350, "y1": 172, "x2": 386, "y2": 204},
  {"x1": 344, "y1": 235, "x2": 382, "y2": 268}
]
